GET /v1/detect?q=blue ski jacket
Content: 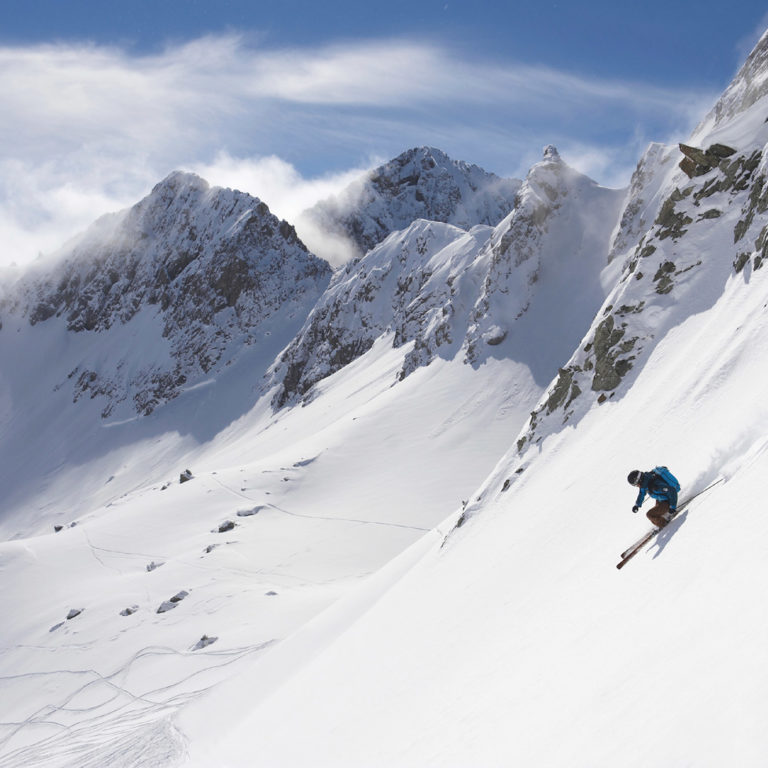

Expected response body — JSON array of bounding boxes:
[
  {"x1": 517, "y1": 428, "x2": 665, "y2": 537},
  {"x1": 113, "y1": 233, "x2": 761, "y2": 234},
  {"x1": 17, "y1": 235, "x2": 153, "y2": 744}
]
[{"x1": 635, "y1": 471, "x2": 678, "y2": 510}]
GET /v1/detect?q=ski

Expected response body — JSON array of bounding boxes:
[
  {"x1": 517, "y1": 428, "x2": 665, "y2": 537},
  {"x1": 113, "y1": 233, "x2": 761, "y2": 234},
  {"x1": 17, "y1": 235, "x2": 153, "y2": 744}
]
[
  {"x1": 616, "y1": 478, "x2": 724, "y2": 569},
  {"x1": 616, "y1": 527, "x2": 659, "y2": 569},
  {"x1": 620, "y1": 527, "x2": 659, "y2": 560}
]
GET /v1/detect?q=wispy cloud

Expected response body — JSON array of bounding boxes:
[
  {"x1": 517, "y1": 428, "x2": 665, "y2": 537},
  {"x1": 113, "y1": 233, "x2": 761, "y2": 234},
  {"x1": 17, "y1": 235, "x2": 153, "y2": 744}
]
[{"x1": 0, "y1": 33, "x2": 717, "y2": 269}]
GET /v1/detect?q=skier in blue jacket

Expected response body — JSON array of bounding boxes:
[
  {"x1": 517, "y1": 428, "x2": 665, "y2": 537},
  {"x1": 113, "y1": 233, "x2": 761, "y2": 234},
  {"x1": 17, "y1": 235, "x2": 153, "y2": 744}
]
[{"x1": 627, "y1": 467, "x2": 680, "y2": 529}]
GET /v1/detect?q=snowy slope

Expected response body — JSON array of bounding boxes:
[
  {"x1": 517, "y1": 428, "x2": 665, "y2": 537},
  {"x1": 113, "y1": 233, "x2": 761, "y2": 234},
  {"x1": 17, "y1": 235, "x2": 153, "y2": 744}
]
[
  {"x1": 5, "y1": 31, "x2": 768, "y2": 768},
  {"x1": 196, "y1": 246, "x2": 768, "y2": 768},
  {"x1": 173, "y1": 29, "x2": 768, "y2": 768},
  {"x1": 0, "y1": 340, "x2": 541, "y2": 767}
]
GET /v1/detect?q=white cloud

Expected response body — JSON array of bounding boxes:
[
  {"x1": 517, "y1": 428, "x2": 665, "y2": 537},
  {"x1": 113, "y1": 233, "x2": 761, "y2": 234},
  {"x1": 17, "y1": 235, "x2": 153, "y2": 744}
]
[
  {"x1": 0, "y1": 33, "x2": 718, "y2": 269},
  {"x1": 188, "y1": 151, "x2": 378, "y2": 223}
]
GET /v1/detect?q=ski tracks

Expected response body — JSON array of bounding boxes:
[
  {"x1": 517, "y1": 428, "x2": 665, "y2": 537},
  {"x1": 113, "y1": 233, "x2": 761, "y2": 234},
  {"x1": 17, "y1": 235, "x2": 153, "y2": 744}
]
[{"x1": 0, "y1": 641, "x2": 273, "y2": 768}]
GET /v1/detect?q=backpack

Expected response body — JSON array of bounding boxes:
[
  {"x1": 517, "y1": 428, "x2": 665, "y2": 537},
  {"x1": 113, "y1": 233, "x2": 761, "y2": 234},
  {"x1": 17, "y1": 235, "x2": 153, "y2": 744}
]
[{"x1": 653, "y1": 465, "x2": 680, "y2": 492}]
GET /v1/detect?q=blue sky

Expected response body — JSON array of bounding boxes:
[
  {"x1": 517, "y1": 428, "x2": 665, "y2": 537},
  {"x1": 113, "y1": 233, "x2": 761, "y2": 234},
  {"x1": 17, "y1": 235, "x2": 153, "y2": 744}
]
[{"x1": 1, "y1": 0, "x2": 767, "y2": 267}]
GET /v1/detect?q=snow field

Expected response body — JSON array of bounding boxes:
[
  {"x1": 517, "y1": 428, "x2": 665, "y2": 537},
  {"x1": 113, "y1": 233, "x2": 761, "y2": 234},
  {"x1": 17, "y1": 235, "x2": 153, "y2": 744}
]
[
  {"x1": 188, "y1": 257, "x2": 768, "y2": 767},
  {"x1": 0, "y1": 336, "x2": 540, "y2": 767}
]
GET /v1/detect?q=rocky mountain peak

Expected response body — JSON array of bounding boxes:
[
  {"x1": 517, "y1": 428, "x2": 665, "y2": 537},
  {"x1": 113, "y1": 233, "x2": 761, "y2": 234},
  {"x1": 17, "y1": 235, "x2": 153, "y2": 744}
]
[
  {"x1": 299, "y1": 146, "x2": 522, "y2": 260},
  {"x1": 541, "y1": 144, "x2": 561, "y2": 162},
  {"x1": 2, "y1": 174, "x2": 332, "y2": 418}
]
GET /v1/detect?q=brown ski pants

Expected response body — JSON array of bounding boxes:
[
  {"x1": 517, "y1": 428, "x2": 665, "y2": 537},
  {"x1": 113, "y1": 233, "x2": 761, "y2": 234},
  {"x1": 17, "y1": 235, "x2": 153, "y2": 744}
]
[{"x1": 647, "y1": 500, "x2": 673, "y2": 528}]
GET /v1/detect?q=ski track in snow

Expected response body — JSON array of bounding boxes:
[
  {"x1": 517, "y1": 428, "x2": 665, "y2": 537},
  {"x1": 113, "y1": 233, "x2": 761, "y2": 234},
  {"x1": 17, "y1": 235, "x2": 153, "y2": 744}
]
[
  {"x1": 0, "y1": 641, "x2": 275, "y2": 768},
  {"x1": 211, "y1": 474, "x2": 435, "y2": 533}
]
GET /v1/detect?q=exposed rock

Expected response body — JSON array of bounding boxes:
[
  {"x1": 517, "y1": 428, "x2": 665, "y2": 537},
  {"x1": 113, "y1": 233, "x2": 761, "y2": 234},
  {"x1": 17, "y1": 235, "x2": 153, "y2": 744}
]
[
  {"x1": 656, "y1": 188, "x2": 694, "y2": 240},
  {"x1": 192, "y1": 634, "x2": 218, "y2": 650},
  {"x1": 734, "y1": 252, "x2": 751, "y2": 273},
  {"x1": 157, "y1": 590, "x2": 189, "y2": 613},
  {"x1": 66, "y1": 608, "x2": 83, "y2": 620},
  {"x1": 236, "y1": 506, "x2": 264, "y2": 517},
  {"x1": 678, "y1": 143, "x2": 737, "y2": 178},
  {"x1": 590, "y1": 315, "x2": 634, "y2": 391},
  {"x1": 653, "y1": 261, "x2": 677, "y2": 294},
  {"x1": 179, "y1": 469, "x2": 193, "y2": 484},
  {"x1": 545, "y1": 367, "x2": 581, "y2": 414},
  {"x1": 120, "y1": 605, "x2": 139, "y2": 616},
  {"x1": 146, "y1": 561, "x2": 164, "y2": 572},
  {"x1": 217, "y1": 520, "x2": 236, "y2": 533}
]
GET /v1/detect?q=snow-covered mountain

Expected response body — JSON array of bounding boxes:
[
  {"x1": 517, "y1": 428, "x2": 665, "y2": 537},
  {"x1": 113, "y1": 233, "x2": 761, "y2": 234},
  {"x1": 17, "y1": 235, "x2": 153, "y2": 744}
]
[
  {"x1": 297, "y1": 146, "x2": 521, "y2": 262},
  {"x1": 179, "y1": 33, "x2": 768, "y2": 767},
  {"x1": 4, "y1": 29, "x2": 768, "y2": 768},
  {"x1": 2, "y1": 171, "x2": 331, "y2": 420},
  {"x1": 270, "y1": 145, "x2": 622, "y2": 408}
]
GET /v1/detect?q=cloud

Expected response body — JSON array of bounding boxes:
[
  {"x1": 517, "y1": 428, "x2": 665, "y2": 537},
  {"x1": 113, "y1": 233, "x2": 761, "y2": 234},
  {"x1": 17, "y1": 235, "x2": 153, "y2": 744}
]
[
  {"x1": 189, "y1": 151, "x2": 377, "y2": 223},
  {"x1": 189, "y1": 151, "x2": 378, "y2": 267},
  {"x1": 0, "y1": 33, "x2": 717, "y2": 269}
]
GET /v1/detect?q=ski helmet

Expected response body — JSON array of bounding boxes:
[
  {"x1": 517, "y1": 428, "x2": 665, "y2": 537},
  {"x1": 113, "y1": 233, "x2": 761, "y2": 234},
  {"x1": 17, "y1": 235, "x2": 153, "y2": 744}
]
[{"x1": 627, "y1": 470, "x2": 641, "y2": 486}]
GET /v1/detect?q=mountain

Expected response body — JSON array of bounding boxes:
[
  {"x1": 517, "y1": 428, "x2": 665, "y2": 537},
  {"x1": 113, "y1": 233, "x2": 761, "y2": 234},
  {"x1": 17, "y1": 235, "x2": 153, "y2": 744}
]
[
  {"x1": 2, "y1": 171, "x2": 332, "y2": 420},
  {"x1": 297, "y1": 146, "x2": 522, "y2": 262},
  {"x1": 270, "y1": 146, "x2": 622, "y2": 408},
  {"x1": 178, "y1": 31, "x2": 768, "y2": 768},
  {"x1": 0, "y1": 172, "x2": 332, "y2": 539},
  {"x1": 5, "y1": 30, "x2": 768, "y2": 768}
]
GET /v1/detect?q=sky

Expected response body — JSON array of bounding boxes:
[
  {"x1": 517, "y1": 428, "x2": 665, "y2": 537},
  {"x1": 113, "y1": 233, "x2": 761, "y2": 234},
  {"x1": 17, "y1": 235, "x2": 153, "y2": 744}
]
[{"x1": 1, "y1": 0, "x2": 767, "y2": 269}]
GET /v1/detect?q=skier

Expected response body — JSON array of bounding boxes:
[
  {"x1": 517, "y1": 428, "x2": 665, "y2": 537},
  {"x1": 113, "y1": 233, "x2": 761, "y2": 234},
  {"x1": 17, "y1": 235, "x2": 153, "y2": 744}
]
[{"x1": 627, "y1": 466, "x2": 680, "y2": 529}]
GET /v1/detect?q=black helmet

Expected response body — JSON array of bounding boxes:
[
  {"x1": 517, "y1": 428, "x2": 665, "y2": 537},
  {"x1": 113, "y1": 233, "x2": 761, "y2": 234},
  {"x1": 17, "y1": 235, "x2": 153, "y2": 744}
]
[{"x1": 627, "y1": 470, "x2": 641, "y2": 486}]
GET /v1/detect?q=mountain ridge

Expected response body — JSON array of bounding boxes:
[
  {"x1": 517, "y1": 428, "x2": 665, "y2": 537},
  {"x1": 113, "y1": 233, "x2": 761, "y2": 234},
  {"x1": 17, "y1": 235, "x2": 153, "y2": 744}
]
[{"x1": 297, "y1": 145, "x2": 522, "y2": 262}]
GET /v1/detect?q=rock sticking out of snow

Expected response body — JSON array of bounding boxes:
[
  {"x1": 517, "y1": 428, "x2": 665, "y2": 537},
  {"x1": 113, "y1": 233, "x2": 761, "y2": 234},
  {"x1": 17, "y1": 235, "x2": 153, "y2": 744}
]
[
  {"x1": 236, "y1": 506, "x2": 263, "y2": 517},
  {"x1": 66, "y1": 608, "x2": 83, "y2": 620},
  {"x1": 192, "y1": 634, "x2": 218, "y2": 651},
  {"x1": 120, "y1": 605, "x2": 139, "y2": 616},
  {"x1": 157, "y1": 590, "x2": 189, "y2": 613}
]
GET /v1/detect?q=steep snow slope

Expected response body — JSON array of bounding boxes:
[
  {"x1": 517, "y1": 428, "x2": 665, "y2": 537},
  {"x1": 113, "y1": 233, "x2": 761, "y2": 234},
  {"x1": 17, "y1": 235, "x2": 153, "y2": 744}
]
[
  {"x1": 175, "y1": 31, "x2": 768, "y2": 768},
  {"x1": 185, "y1": 153, "x2": 768, "y2": 768},
  {"x1": 297, "y1": 146, "x2": 521, "y2": 263},
  {"x1": 0, "y1": 149, "x2": 624, "y2": 766}
]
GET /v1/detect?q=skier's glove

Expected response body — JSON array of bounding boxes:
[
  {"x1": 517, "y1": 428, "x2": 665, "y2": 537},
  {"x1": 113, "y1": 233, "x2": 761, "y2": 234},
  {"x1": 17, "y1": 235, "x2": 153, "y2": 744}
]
[{"x1": 632, "y1": 505, "x2": 639, "y2": 513}]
